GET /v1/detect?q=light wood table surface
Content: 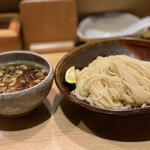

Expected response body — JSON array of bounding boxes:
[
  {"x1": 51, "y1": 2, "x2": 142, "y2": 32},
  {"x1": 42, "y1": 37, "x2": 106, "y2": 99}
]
[{"x1": 1, "y1": 52, "x2": 150, "y2": 150}]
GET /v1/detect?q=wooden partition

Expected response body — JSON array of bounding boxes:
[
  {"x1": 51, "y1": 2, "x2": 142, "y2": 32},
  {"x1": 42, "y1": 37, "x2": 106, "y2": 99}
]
[{"x1": 20, "y1": 0, "x2": 78, "y2": 46}]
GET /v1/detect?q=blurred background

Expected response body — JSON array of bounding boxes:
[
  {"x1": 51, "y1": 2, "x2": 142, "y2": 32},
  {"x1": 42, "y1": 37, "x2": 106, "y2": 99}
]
[{"x1": 0, "y1": 0, "x2": 150, "y2": 53}]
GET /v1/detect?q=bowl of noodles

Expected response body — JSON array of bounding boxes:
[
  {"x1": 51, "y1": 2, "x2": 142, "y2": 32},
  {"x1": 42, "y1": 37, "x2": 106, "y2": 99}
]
[{"x1": 55, "y1": 38, "x2": 150, "y2": 115}]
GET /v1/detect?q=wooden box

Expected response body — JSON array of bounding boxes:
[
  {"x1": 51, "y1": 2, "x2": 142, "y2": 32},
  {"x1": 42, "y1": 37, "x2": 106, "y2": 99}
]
[{"x1": 0, "y1": 13, "x2": 22, "y2": 52}]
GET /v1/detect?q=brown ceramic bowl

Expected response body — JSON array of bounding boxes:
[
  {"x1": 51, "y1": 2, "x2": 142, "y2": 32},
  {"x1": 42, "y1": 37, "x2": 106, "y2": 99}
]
[
  {"x1": 55, "y1": 38, "x2": 150, "y2": 115},
  {"x1": 0, "y1": 51, "x2": 53, "y2": 118}
]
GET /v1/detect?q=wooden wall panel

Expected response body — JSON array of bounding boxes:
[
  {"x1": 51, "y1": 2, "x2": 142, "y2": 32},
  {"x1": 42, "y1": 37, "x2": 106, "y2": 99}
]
[
  {"x1": 0, "y1": 0, "x2": 21, "y2": 12},
  {"x1": 77, "y1": 0, "x2": 150, "y2": 20}
]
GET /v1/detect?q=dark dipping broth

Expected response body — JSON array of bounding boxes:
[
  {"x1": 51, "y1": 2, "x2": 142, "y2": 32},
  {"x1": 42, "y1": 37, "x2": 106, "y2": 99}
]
[{"x1": 0, "y1": 64, "x2": 48, "y2": 94}]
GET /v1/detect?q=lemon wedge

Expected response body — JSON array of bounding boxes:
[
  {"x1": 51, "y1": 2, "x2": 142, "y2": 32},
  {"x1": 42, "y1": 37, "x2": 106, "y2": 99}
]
[{"x1": 65, "y1": 66, "x2": 76, "y2": 86}]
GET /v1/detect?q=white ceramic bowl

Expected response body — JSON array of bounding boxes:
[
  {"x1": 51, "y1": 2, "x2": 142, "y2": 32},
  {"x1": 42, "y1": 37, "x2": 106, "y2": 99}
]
[{"x1": 77, "y1": 12, "x2": 147, "y2": 41}]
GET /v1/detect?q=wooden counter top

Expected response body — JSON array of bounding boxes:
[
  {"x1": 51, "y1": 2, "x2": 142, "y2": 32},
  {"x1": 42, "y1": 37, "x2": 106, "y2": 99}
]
[{"x1": 1, "y1": 52, "x2": 150, "y2": 150}]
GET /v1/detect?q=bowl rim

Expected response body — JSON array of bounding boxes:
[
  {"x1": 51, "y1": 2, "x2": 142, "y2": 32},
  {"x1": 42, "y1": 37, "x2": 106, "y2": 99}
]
[
  {"x1": 0, "y1": 50, "x2": 53, "y2": 96},
  {"x1": 55, "y1": 37, "x2": 150, "y2": 115}
]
